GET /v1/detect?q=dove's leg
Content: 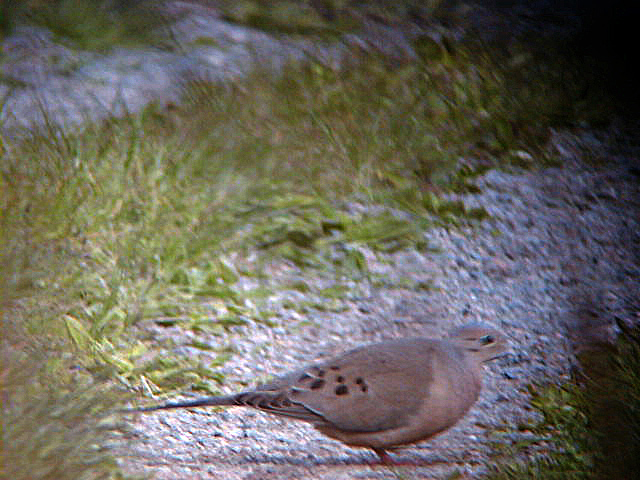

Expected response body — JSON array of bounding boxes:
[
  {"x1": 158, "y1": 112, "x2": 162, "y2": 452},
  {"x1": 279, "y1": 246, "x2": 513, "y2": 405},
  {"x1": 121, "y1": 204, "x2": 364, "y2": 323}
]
[{"x1": 372, "y1": 447, "x2": 396, "y2": 465}]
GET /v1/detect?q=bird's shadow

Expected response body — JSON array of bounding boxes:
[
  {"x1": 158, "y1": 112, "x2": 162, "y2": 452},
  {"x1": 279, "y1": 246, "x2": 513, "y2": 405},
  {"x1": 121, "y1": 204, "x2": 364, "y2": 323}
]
[{"x1": 196, "y1": 449, "x2": 448, "y2": 468}]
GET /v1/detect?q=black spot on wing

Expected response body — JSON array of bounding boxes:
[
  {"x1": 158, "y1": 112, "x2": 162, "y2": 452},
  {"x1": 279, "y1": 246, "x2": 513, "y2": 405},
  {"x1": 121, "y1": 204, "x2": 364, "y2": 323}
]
[
  {"x1": 335, "y1": 385, "x2": 348, "y2": 396},
  {"x1": 355, "y1": 377, "x2": 368, "y2": 392}
]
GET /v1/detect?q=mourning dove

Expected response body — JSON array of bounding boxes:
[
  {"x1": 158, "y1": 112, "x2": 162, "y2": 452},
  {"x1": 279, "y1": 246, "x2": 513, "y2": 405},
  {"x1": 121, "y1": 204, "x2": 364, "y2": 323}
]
[{"x1": 131, "y1": 323, "x2": 507, "y2": 464}]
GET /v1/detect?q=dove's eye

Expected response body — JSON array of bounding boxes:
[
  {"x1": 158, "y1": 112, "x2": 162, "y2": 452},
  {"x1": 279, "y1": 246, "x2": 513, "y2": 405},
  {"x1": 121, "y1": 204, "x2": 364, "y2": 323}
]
[{"x1": 480, "y1": 335, "x2": 495, "y2": 345}]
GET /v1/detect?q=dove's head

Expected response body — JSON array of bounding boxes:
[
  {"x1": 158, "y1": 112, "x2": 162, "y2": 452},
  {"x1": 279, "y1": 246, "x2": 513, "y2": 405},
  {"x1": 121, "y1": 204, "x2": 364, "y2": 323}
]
[{"x1": 448, "y1": 323, "x2": 509, "y2": 363}]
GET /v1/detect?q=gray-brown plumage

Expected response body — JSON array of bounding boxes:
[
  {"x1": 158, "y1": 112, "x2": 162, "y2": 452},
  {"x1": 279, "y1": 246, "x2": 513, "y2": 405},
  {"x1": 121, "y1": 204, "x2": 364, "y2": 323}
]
[{"x1": 131, "y1": 323, "x2": 508, "y2": 463}]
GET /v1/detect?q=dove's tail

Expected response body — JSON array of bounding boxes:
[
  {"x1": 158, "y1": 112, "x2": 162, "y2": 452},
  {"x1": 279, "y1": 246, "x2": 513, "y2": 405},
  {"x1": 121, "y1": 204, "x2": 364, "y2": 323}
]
[
  {"x1": 124, "y1": 395, "x2": 237, "y2": 413},
  {"x1": 123, "y1": 390, "x2": 323, "y2": 424}
]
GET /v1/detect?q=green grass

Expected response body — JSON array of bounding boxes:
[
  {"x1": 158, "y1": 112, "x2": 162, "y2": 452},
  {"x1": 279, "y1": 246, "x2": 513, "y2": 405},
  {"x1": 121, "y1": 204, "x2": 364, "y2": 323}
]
[
  {"x1": 0, "y1": 13, "x2": 626, "y2": 479},
  {"x1": 486, "y1": 327, "x2": 640, "y2": 479},
  {"x1": 214, "y1": 0, "x2": 444, "y2": 36},
  {"x1": 1, "y1": 336, "x2": 129, "y2": 480},
  {"x1": 0, "y1": 0, "x2": 442, "y2": 47},
  {"x1": 1, "y1": 0, "x2": 172, "y2": 51}
]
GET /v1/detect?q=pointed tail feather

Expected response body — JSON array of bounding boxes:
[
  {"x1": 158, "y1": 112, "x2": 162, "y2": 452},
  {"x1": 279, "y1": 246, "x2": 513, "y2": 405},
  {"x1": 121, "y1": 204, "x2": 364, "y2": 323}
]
[
  {"x1": 121, "y1": 391, "x2": 328, "y2": 426},
  {"x1": 124, "y1": 395, "x2": 237, "y2": 413}
]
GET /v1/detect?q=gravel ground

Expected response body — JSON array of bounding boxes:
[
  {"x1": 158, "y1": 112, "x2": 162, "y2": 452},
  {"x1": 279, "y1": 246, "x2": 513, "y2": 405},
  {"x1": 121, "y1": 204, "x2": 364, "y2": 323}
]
[{"x1": 116, "y1": 127, "x2": 640, "y2": 479}]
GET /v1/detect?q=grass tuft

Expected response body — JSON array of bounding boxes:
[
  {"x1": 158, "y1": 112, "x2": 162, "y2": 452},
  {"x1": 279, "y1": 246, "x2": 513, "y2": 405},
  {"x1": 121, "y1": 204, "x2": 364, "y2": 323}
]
[
  {"x1": 487, "y1": 327, "x2": 640, "y2": 479},
  {"x1": 1, "y1": 321, "x2": 130, "y2": 480}
]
